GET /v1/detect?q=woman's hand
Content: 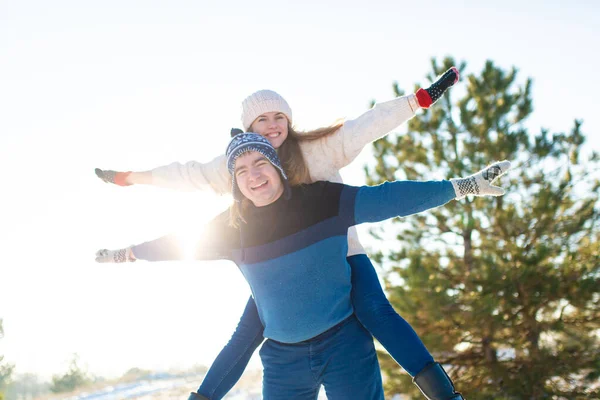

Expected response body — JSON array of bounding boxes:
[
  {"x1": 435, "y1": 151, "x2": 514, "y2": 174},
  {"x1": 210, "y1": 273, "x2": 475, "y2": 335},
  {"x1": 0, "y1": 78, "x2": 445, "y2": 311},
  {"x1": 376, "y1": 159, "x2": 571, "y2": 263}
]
[{"x1": 95, "y1": 168, "x2": 132, "y2": 186}]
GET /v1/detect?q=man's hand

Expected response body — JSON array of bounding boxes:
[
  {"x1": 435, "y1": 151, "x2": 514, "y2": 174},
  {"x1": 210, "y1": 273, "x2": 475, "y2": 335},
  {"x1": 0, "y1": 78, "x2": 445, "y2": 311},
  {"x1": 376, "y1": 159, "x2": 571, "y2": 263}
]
[
  {"x1": 95, "y1": 168, "x2": 132, "y2": 186},
  {"x1": 95, "y1": 248, "x2": 136, "y2": 263},
  {"x1": 450, "y1": 161, "x2": 511, "y2": 199}
]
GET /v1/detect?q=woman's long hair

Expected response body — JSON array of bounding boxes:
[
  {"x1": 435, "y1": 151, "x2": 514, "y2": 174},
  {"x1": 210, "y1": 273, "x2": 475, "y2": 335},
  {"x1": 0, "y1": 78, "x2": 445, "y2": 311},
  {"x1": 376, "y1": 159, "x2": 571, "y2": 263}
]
[
  {"x1": 279, "y1": 121, "x2": 344, "y2": 186},
  {"x1": 229, "y1": 120, "x2": 344, "y2": 227}
]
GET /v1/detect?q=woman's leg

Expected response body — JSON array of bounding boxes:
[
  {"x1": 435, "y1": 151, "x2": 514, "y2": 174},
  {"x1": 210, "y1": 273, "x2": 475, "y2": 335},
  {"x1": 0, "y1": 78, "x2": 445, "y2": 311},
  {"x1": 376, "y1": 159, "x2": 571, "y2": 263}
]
[
  {"x1": 348, "y1": 254, "x2": 434, "y2": 376},
  {"x1": 195, "y1": 296, "x2": 265, "y2": 400},
  {"x1": 349, "y1": 254, "x2": 464, "y2": 399}
]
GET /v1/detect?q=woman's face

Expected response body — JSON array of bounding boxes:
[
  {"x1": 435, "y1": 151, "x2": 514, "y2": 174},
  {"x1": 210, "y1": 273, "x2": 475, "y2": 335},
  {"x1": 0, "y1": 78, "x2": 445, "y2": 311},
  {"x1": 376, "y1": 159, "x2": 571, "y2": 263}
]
[{"x1": 249, "y1": 111, "x2": 289, "y2": 149}]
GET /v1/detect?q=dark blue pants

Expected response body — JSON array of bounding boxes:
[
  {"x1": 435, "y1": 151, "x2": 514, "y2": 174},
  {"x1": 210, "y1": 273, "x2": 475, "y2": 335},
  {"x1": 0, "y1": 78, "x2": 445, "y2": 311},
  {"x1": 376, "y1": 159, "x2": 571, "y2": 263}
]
[
  {"x1": 197, "y1": 254, "x2": 433, "y2": 399},
  {"x1": 260, "y1": 315, "x2": 383, "y2": 399}
]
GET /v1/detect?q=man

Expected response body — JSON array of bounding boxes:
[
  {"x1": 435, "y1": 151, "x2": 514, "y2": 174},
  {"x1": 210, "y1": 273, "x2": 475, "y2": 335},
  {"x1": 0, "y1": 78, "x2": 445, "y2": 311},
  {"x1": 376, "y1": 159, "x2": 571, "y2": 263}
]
[{"x1": 96, "y1": 133, "x2": 510, "y2": 399}]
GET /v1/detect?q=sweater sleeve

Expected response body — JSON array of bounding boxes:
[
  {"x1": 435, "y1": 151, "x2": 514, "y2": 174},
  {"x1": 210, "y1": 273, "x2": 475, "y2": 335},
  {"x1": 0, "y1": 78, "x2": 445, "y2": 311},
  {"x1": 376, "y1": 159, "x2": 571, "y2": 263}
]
[
  {"x1": 338, "y1": 180, "x2": 456, "y2": 226},
  {"x1": 130, "y1": 233, "x2": 187, "y2": 261},
  {"x1": 313, "y1": 94, "x2": 419, "y2": 171},
  {"x1": 131, "y1": 213, "x2": 236, "y2": 262},
  {"x1": 149, "y1": 154, "x2": 231, "y2": 194}
]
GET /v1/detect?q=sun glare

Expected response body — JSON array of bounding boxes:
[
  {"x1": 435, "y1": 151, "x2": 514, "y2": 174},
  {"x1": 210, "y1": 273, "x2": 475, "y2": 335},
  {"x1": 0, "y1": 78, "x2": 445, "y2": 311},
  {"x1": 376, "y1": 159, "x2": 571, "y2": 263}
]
[
  {"x1": 168, "y1": 193, "x2": 232, "y2": 260},
  {"x1": 174, "y1": 228, "x2": 203, "y2": 260}
]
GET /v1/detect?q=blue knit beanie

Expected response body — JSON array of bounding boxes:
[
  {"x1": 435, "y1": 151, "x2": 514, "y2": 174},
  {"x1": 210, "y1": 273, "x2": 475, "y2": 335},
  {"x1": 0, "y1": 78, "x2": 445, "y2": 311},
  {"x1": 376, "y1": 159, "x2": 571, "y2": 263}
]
[{"x1": 225, "y1": 132, "x2": 290, "y2": 202}]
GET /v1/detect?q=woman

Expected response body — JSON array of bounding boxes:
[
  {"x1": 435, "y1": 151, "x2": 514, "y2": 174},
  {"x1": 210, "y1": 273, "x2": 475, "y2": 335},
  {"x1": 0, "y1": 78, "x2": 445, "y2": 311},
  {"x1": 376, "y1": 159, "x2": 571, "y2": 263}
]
[
  {"x1": 96, "y1": 68, "x2": 462, "y2": 398},
  {"x1": 97, "y1": 133, "x2": 509, "y2": 399}
]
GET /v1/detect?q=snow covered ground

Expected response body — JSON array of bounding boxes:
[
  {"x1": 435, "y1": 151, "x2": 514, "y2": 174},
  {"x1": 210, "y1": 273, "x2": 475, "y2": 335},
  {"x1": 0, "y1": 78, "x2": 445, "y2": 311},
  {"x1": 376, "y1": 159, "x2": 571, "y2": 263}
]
[{"x1": 38, "y1": 371, "x2": 329, "y2": 400}]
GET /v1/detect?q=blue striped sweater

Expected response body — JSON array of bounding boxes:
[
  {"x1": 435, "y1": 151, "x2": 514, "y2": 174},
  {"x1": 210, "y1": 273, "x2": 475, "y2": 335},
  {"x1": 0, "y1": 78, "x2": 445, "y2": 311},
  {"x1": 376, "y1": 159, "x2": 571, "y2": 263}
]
[{"x1": 132, "y1": 180, "x2": 455, "y2": 343}]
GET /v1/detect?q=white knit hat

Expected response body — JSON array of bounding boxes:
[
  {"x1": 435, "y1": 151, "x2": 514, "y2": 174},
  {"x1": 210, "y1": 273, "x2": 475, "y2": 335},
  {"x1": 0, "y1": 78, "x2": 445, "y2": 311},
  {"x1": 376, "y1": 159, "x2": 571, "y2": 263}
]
[{"x1": 241, "y1": 90, "x2": 293, "y2": 131}]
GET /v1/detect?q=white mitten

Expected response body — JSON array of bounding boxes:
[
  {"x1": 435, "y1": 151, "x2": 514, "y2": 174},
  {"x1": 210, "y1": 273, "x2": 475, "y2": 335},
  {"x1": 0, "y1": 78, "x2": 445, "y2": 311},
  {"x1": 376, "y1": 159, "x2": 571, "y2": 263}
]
[
  {"x1": 450, "y1": 161, "x2": 511, "y2": 200},
  {"x1": 95, "y1": 247, "x2": 136, "y2": 263}
]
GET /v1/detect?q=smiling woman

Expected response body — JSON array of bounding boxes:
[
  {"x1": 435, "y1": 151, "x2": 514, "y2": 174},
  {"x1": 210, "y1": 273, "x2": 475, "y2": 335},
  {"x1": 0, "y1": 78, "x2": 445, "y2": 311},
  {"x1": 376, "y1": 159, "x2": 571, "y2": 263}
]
[{"x1": 248, "y1": 112, "x2": 289, "y2": 148}]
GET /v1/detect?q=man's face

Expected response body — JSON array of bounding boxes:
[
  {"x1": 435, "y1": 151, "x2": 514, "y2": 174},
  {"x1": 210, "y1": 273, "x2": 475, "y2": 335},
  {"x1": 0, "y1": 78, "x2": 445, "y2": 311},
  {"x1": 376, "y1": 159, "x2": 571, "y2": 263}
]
[{"x1": 234, "y1": 151, "x2": 284, "y2": 207}]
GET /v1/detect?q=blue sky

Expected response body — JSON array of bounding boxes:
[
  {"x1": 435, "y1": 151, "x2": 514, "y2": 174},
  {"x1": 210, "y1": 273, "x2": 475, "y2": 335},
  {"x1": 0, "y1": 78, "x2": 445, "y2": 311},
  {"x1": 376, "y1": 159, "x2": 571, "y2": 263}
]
[{"x1": 1, "y1": 0, "x2": 599, "y2": 380}]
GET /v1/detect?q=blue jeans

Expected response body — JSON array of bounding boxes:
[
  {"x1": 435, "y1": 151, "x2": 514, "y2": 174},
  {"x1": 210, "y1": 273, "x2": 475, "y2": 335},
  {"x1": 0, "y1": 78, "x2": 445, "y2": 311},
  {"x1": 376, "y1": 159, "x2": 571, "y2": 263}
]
[
  {"x1": 260, "y1": 314, "x2": 383, "y2": 400},
  {"x1": 197, "y1": 254, "x2": 433, "y2": 399}
]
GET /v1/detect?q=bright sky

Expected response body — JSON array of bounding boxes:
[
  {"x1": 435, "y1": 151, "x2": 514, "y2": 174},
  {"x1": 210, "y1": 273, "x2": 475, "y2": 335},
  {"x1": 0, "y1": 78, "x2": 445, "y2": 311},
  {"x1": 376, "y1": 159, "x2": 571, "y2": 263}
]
[{"x1": 1, "y1": 0, "x2": 599, "y2": 382}]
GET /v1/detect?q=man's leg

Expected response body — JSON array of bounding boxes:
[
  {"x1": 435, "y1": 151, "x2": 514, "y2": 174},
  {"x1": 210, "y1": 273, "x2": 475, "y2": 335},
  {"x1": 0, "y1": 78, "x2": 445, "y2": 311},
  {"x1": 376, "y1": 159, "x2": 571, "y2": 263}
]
[
  {"x1": 259, "y1": 339, "x2": 321, "y2": 400},
  {"x1": 318, "y1": 315, "x2": 384, "y2": 400}
]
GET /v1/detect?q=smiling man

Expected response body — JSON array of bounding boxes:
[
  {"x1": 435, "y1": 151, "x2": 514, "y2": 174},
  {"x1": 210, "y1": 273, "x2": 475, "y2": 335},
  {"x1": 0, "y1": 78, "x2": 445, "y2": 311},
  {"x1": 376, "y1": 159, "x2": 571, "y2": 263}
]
[
  {"x1": 236, "y1": 152, "x2": 281, "y2": 200},
  {"x1": 96, "y1": 133, "x2": 510, "y2": 400},
  {"x1": 230, "y1": 141, "x2": 286, "y2": 207}
]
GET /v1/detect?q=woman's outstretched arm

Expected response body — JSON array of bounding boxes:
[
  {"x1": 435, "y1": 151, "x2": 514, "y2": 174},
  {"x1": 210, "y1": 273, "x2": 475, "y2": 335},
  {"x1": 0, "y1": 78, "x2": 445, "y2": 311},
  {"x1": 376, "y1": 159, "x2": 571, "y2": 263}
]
[
  {"x1": 312, "y1": 67, "x2": 459, "y2": 171},
  {"x1": 95, "y1": 153, "x2": 231, "y2": 194}
]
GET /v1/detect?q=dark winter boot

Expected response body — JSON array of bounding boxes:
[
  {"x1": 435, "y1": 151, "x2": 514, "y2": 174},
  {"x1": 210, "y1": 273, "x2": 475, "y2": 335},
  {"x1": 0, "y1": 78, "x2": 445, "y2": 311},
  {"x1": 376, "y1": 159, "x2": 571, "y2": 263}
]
[
  {"x1": 413, "y1": 362, "x2": 465, "y2": 400},
  {"x1": 415, "y1": 67, "x2": 460, "y2": 108},
  {"x1": 188, "y1": 392, "x2": 210, "y2": 400}
]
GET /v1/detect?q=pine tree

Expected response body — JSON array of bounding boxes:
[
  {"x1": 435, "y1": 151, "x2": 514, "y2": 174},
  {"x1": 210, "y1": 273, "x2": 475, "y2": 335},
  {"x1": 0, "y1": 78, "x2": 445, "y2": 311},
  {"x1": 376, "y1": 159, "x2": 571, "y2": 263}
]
[
  {"x1": 365, "y1": 58, "x2": 600, "y2": 399},
  {"x1": 50, "y1": 354, "x2": 91, "y2": 393},
  {"x1": 0, "y1": 320, "x2": 15, "y2": 400}
]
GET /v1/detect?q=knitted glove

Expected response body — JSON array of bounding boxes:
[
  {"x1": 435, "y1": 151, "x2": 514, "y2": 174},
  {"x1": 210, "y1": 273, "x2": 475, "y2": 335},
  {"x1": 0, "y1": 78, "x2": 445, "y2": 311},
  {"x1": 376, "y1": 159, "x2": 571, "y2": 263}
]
[
  {"x1": 416, "y1": 67, "x2": 460, "y2": 109},
  {"x1": 450, "y1": 160, "x2": 511, "y2": 200},
  {"x1": 95, "y1": 168, "x2": 132, "y2": 186},
  {"x1": 95, "y1": 247, "x2": 136, "y2": 263}
]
